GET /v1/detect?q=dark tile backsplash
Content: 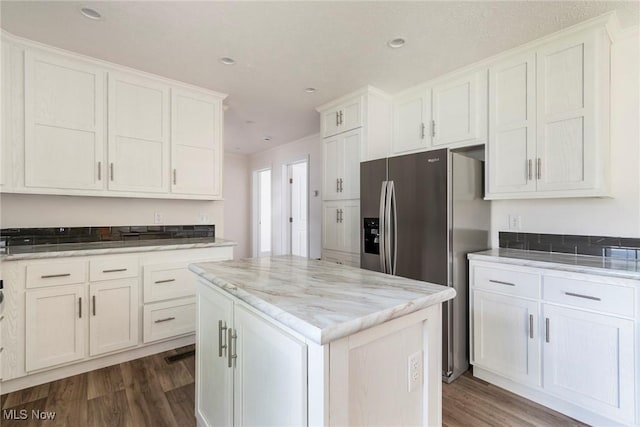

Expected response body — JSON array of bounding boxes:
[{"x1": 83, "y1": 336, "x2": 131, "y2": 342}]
[
  {"x1": 499, "y1": 232, "x2": 640, "y2": 260},
  {"x1": 0, "y1": 225, "x2": 215, "y2": 247}
]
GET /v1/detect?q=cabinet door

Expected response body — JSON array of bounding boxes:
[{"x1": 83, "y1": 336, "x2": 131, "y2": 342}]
[
  {"x1": 340, "y1": 97, "x2": 363, "y2": 133},
  {"x1": 25, "y1": 285, "x2": 86, "y2": 371},
  {"x1": 340, "y1": 200, "x2": 361, "y2": 254},
  {"x1": 89, "y1": 279, "x2": 138, "y2": 356},
  {"x1": 322, "y1": 108, "x2": 341, "y2": 138},
  {"x1": 340, "y1": 129, "x2": 361, "y2": 199},
  {"x1": 24, "y1": 51, "x2": 105, "y2": 190},
  {"x1": 233, "y1": 305, "x2": 307, "y2": 427},
  {"x1": 323, "y1": 202, "x2": 342, "y2": 252},
  {"x1": 432, "y1": 70, "x2": 486, "y2": 147},
  {"x1": 393, "y1": 89, "x2": 431, "y2": 154},
  {"x1": 536, "y1": 33, "x2": 597, "y2": 192},
  {"x1": 542, "y1": 305, "x2": 635, "y2": 424},
  {"x1": 171, "y1": 88, "x2": 222, "y2": 197},
  {"x1": 323, "y1": 135, "x2": 341, "y2": 200},
  {"x1": 472, "y1": 290, "x2": 541, "y2": 387},
  {"x1": 108, "y1": 72, "x2": 169, "y2": 193},
  {"x1": 488, "y1": 53, "x2": 537, "y2": 194},
  {"x1": 196, "y1": 282, "x2": 234, "y2": 427}
]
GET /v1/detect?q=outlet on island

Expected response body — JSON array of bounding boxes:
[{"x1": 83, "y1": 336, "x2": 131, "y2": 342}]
[{"x1": 407, "y1": 351, "x2": 423, "y2": 392}]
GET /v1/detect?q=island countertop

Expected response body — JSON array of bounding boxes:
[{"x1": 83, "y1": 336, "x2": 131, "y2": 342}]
[{"x1": 189, "y1": 255, "x2": 456, "y2": 345}]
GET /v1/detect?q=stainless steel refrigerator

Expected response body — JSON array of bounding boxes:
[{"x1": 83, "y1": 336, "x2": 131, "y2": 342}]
[{"x1": 360, "y1": 148, "x2": 490, "y2": 383}]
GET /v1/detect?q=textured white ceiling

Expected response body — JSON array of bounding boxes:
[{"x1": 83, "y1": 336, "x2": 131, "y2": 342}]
[{"x1": 2, "y1": 1, "x2": 638, "y2": 154}]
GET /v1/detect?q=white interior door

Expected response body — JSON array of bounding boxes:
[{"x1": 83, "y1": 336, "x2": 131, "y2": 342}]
[
  {"x1": 255, "y1": 169, "x2": 272, "y2": 256},
  {"x1": 288, "y1": 161, "x2": 308, "y2": 257}
]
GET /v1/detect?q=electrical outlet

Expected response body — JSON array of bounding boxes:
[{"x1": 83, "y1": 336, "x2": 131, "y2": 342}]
[
  {"x1": 154, "y1": 212, "x2": 163, "y2": 224},
  {"x1": 407, "y1": 351, "x2": 423, "y2": 392},
  {"x1": 199, "y1": 213, "x2": 209, "y2": 224},
  {"x1": 508, "y1": 214, "x2": 522, "y2": 230}
]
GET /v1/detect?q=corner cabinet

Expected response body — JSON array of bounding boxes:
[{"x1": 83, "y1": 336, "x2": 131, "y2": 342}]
[
  {"x1": 469, "y1": 258, "x2": 638, "y2": 426},
  {"x1": 486, "y1": 26, "x2": 611, "y2": 199},
  {"x1": 196, "y1": 281, "x2": 307, "y2": 427},
  {"x1": 2, "y1": 33, "x2": 227, "y2": 200}
]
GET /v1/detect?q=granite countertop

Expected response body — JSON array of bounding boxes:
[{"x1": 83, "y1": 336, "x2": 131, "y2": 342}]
[
  {"x1": 1, "y1": 237, "x2": 236, "y2": 261},
  {"x1": 469, "y1": 248, "x2": 640, "y2": 280},
  {"x1": 189, "y1": 255, "x2": 456, "y2": 345}
]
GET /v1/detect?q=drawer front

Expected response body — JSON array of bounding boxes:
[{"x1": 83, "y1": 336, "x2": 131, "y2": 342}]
[
  {"x1": 143, "y1": 298, "x2": 195, "y2": 343},
  {"x1": 143, "y1": 261, "x2": 200, "y2": 303},
  {"x1": 543, "y1": 275, "x2": 635, "y2": 317},
  {"x1": 473, "y1": 265, "x2": 540, "y2": 299},
  {"x1": 26, "y1": 261, "x2": 87, "y2": 288},
  {"x1": 90, "y1": 258, "x2": 139, "y2": 282}
]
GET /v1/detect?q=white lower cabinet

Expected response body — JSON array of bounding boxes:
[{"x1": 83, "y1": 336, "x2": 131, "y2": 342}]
[
  {"x1": 469, "y1": 259, "x2": 639, "y2": 426},
  {"x1": 89, "y1": 279, "x2": 138, "y2": 356},
  {"x1": 196, "y1": 282, "x2": 306, "y2": 427},
  {"x1": 322, "y1": 200, "x2": 360, "y2": 254}
]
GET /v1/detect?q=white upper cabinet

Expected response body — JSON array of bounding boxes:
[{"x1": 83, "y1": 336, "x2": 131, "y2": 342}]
[
  {"x1": 487, "y1": 27, "x2": 611, "y2": 199},
  {"x1": 108, "y1": 72, "x2": 170, "y2": 193},
  {"x1": 392, "y1": 89, "x2": 431, "y2": 155},
  {"x1": 432, "y1": 69, "x2": 487, "y2": 148},
  {"x1": 488, "y1": 53, "x2": 537, "y2": 194},
  {"x1": 321, "y1": 97, "x2": 363, "y2": 138},
  {"x1": 24, "y1": 51, "x2": 105, "y2": 191},
  {"x1": 171, "y1": 88, "x2": 223, "y2": 197}
]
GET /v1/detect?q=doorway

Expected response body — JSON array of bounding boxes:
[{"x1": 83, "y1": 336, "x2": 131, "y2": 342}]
[
  {"x1": 254, "y1": 168, "x2": 271, "y2": 257},
  {"x1": 286, "y1": 160, "x2": 308, "y2": 257}
]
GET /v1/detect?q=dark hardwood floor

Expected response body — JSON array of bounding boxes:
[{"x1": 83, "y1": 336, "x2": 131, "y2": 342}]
[{"x1": 2, "y1": 347, "x2": 586, "y2": 427}]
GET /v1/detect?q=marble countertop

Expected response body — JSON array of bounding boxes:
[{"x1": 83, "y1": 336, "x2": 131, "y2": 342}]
[
  {"x1": 189, "y1": 255, "x2": 456, "y2": 345},
  {"x1": 1, "y1": 237, "x2": 236, "y2": 261},
  {"x1": 469, "y1": 248, "x2": 640, "y2": 280}
]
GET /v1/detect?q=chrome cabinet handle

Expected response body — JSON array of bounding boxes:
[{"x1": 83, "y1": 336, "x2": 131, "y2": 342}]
[
  {"x1": 154, "y1": 279, "x2": 176, "y2": 284},
  {"x1": 339, "y1": 178, "x2": 343, "y2": 192},
  {"x1": 528, "y1": 159, "x2": 532, "y2": 181},
  {"x1": 41, "y1": 273, "x2": 71, "y2": 279},
  {"x1": 155, "y1": 317, "x2": 175, "y2": 323},
  {"x1": 529, "y1": 314, "x2": 534, "y2": 339},
  {"x1": 335, "y1": 112, "x2": 339, "y2": 127},
  {"x1": 489, "y1": 279, "x2": 515, "y2": 287},
  {"x1": 78, "y1": 297, "x2": 82, "y2": 319},
  {"x1": 336, "y1": 209, "x2": 340, "y2": 223},
  {"x1": 336, "y1": 178, "x2": 340, "y2": 193},
  {"x1": 564, "y1": 291, "x2": 601, "y2": 301},
  {"x1": 421, "y1": 122, "x2": 425, "y2": 139},
  {"x1": 173, "y1": 169, "x2": 177, "y2": 185},
  {"x1": 537, "y1": 158, "x2": 541, "y2": 180},
  {"x1": 92, "y1": 295, "x2": 96, "y2": 316},
  {"x1": 545, "y1": 318, "x2": 550, "y2": 343},
  {"x1": 228, "y1": 328, "x2": 237, "y2": 368},
  {"x1": 97, "y1": 161, "x2": 102, "y2": 181},
  {"x1": 218, "y1": 320, "x2": 227, "y2": 357},
  {"x1": 339, "y1": 209, "x2": 344, "y2": 223},
  {"x1": 431, "y1": 120, "x2": 436, "y2": 138},
  {"x1": 110, "y1": 163, "x2": 114, "y2": 181},
  {"x1": 102, "y1": 268, "x2": 127, "y2": 273},
  {"x1": 339, "y1": 110, "x2": 343, "y2": 125}
]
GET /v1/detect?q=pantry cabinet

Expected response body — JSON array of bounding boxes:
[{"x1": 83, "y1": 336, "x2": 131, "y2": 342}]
[
  {"x1": 322, "y1": 129, "x2": 361, "y2": 201},
  {"x1": 24, "y1": 51, "x2": 105, "y2": 191},
  {"x1": 196, "y1": 282, "x2": 307, "y2": 427}
]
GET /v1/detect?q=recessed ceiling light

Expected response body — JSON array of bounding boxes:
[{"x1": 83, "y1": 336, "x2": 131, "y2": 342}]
[
  {"x1": 263, "y1": 136, "x2": 272, "y2": 142},
  {"x1": 80, "y1": 7, "x2": 102, "y2": 20},
  {"x1": 245, "y1": 120, "x2": 255, "y2": 124},
  {"x1": 304, "y1": 87, "x2": 317, "y2": 93},
  {"x1": 387, "y1": 38, "x2": 406, "y2": 49},
  {"x1": 220, "y1": 57, "x2": 236, "y2": 65}
]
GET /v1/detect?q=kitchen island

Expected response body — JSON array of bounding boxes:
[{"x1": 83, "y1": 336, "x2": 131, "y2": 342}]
[{"x1": 189, "y1": 255, "x2": 456, "y2": 427}]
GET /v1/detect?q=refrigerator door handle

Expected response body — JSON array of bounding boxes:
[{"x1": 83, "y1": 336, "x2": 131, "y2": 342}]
[
  {"x1": 378, "y1": 181, "x2": 387, "y2": 273},
  {"x1": 390, "y1": 181, "x2": 398, "y2": 275},
  {"x1": 384, "y1": 180, "x2": 393, "y2": 276}
]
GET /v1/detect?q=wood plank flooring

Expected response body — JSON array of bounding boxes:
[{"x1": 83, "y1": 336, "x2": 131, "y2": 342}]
[{"x1": 2, "y1": 347, "x2": 586, "y2": 426}]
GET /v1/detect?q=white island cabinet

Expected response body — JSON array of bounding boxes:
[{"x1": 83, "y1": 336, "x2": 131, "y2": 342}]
[{"x1": 190, "y1": 256, "x2": 456, "y2": 427}]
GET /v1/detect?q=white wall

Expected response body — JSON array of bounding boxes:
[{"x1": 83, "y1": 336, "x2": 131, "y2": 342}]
[
  {"x1": 0, "y1": 193, "x2": 224, "y2": 232},
  {"x1": 490, "y1": 29, "x2": 640, "y2": 246},
  {"x1": 249, "y1": 133, "x2": 322, "y2": 259},
  {"x1": 223, "y1": 152, "x2": 251, "y2": 258}
]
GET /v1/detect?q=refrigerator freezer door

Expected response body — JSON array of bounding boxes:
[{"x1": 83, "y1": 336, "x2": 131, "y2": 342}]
[{"x1": 360, "y1": 159, "x2": 388, "y2": 272}]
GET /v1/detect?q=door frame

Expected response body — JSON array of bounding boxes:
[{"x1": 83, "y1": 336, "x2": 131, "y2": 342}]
[
  {"x1": 252, "y1": 167, "x2": 272, "y2": 257},
  {"x1": 283, "y1": 157, "x2": 309, "y2": 257}
]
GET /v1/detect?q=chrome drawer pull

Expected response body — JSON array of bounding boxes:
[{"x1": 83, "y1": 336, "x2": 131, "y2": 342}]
[
  {"x1": 102, "y1": 268, "x2": 127, "y2": 273},
  {"x1": 154, "y1": 317, "x2": 176, "y2": 323},
  {"x1": 489, "y1": 279, "x2": 515, "y2": 287},
  {"x1": 529, "y1": 314, "x2": 534, "y2": 339},
  {"x1": 564, "y1": 292, "x2": 601, "y2": 301},
  {"x1": 154, "y1": 279, "x2": 176, "y2": 284},
  {"x1": 41, "y1": 273, "x2": 71, "y2": 279},
  {"x1": 545, "y1": 318, "x2": 550, "y2": 343},
  {"x1": 228, "y1": 328, "x2": 237, "y2": 368},
  {"x1": 218, "y1": 320, "x2": 227, "y2": 357}
]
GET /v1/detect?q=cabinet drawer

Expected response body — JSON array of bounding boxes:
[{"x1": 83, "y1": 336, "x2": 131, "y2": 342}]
[
  {"x1": 143, "y1": 298, "x2": 195, "y2": 343},
  {"x1": 473, "y1": 265, "x2": 540, "y2": 299},
  {"x1": 543, "y1": 276, "x2": 635, "y2": 317},
  {"x1": 143, "y1": 262, "x2": 196, "y2": 303},
  {"x1": 26, "y1": 261, "x2": 86, "y2": 288},
  {"x1": 90, "y1": 258, "x2": 138, "y2": 281}
]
